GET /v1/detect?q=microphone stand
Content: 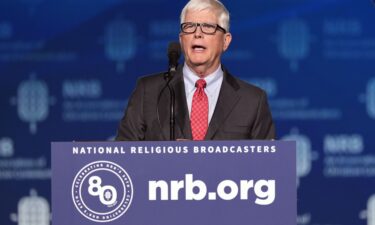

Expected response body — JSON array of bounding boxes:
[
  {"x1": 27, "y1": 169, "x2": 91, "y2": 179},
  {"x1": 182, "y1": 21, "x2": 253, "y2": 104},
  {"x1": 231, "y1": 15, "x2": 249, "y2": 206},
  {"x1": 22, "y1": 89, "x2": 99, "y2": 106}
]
[
  {"x1": 157, "y1": 68, "x2": 176, "y2": 141},
  {"x1": 166, "y1": 70, "x2": 176, "y2": 141},
  {"x1": 158, "y1": 42, "x2": 180, "y2": 141}
]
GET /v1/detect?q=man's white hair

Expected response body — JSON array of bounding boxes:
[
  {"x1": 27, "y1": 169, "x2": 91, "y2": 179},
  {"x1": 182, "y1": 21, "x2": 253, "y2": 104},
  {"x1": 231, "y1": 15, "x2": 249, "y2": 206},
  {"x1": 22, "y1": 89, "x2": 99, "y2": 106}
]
[{"x1": 180, "y1": 0, "x2": 230, "y2": 32}]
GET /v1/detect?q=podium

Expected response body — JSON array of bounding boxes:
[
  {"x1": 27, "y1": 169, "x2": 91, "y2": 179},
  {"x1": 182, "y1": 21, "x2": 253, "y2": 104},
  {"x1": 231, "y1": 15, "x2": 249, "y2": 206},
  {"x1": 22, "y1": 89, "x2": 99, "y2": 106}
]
[{"x1": 52, "y1": 140, "x2": 296, "y2": 225}]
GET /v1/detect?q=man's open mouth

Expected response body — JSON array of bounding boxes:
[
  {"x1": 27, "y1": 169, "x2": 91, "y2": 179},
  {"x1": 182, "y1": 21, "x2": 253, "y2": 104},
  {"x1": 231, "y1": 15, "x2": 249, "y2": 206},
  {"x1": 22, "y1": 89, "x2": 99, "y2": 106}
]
[{"x1": 192, "y1": 45, "x2": 206, "y2": 51}]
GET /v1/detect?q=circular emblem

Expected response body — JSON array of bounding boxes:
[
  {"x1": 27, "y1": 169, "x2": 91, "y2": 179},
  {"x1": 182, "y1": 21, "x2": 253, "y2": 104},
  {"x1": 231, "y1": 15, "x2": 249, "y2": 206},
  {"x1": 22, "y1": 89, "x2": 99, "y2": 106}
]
[{"x1": 71, "y1": 161, "x2": 133, "y2": 222}]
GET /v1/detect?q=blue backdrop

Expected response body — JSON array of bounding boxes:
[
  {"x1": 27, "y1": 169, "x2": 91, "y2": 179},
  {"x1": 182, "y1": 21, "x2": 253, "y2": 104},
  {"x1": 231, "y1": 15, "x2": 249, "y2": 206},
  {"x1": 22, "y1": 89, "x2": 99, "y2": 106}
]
[{"x1": 1, "y1": 0, "x2": 375, "y2": 224}]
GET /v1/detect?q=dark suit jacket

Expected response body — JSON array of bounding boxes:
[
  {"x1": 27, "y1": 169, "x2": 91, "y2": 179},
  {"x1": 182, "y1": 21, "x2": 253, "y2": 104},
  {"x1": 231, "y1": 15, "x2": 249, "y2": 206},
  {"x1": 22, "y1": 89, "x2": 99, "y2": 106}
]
[{"x1": 116, "y1": 66, "x2": 275, "y2": 141}]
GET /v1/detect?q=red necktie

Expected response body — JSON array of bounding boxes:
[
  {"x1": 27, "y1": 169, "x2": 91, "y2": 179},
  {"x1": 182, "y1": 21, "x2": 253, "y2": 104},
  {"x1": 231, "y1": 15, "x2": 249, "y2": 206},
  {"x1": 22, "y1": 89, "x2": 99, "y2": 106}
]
[{"x1": 190, "y1": 79, "x2": 208, "y2": 140}]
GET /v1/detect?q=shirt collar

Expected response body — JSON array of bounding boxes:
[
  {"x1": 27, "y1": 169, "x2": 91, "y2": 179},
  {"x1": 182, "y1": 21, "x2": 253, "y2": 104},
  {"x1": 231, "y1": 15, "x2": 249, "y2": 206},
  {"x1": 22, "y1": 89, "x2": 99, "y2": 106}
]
[{"x1": 183, "y1": 63, "x2": 223, "y2": 95}]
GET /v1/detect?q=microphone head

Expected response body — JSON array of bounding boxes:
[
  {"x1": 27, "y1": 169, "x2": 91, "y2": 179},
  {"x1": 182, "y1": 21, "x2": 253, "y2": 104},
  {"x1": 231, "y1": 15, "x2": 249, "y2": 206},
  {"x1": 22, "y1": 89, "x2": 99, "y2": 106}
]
[
  {"x1": 168, "y1": 42, "x2": 181, "y2": 58},
  {"x1": 167, "y1": 42, "x2": 181, "y2": 72}
]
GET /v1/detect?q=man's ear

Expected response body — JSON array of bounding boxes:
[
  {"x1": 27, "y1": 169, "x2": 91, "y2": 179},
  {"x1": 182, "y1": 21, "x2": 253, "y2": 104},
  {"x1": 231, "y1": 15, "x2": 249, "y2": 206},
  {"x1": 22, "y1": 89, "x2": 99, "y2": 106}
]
[{"x1": 223, "y1": 32, "x2": 232, "y2": 52}]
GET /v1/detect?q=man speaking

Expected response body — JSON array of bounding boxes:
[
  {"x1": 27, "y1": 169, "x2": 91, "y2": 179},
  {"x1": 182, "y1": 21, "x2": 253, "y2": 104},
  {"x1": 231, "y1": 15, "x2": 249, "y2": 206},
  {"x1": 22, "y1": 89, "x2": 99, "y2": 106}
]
[{"x1": 116, "y1": 0, "x2": 275, "y2": 141}]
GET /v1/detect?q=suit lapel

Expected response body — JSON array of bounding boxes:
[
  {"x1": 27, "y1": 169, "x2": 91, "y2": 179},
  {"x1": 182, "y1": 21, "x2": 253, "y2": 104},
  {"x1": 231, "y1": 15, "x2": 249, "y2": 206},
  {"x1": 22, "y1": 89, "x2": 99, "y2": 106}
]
[
  {"x1": 156, "y1": 77, "x2": 172, "y2": 140},
  {"x1": 205, "y1": 70, "x2": 240, "y2": 140},
  {"x1": 173, "y1": 74, "x2": 192, "y2": 140}
]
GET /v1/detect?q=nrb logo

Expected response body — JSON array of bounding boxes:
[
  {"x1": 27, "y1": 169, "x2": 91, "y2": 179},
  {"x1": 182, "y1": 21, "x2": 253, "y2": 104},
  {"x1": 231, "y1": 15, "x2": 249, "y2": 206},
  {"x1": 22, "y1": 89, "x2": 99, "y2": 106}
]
[{"x1": 71, "y1": 161, "x2": 133, "y2": 222}]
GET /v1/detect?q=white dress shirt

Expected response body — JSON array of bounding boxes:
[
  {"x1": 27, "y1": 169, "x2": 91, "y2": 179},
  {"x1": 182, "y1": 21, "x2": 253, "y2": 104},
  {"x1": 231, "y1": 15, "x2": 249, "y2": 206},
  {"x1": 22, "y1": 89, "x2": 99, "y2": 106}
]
[{"x1": 183, "y1": 63, "x2": 224, "y2": 123}]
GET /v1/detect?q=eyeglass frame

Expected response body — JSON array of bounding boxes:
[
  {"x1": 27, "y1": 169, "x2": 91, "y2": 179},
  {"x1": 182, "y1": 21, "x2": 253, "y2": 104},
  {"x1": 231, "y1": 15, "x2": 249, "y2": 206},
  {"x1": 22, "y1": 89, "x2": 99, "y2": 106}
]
[{"x1": 180, "y1": 22, "x2": 227, "y2": 35}]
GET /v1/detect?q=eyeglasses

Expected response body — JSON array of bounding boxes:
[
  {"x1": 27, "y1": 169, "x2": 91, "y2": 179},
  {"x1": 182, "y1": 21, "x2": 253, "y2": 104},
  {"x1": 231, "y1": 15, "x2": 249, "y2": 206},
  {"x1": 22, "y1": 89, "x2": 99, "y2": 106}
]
[{"x1": 180, "y1": 22, "x2": 227, "y2": 34}]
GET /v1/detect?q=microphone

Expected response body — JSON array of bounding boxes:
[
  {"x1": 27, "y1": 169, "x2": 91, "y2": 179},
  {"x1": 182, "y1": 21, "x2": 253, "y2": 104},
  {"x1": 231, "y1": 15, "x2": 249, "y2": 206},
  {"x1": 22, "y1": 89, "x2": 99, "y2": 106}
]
[
  {"x1": 157, "y1": 42, "x2": 181, "y2": 140},
  {"x1": 167, "y1": 42, "x2": 181, "y2": 73}
]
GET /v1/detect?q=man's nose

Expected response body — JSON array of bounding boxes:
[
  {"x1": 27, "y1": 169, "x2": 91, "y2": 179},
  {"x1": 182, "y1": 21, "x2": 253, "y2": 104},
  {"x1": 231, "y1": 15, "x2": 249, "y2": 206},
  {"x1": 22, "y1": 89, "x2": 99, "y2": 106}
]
[{"x1": 194, "y1": 25, "x2": 203, "y2": 38}]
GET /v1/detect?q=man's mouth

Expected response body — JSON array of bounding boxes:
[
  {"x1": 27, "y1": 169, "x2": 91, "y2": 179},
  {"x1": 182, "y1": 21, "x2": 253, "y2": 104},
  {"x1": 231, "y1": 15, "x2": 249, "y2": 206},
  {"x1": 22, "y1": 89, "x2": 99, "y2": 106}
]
[{"x1": 192, "y1": 45, "x2": 206, "y2": 51}]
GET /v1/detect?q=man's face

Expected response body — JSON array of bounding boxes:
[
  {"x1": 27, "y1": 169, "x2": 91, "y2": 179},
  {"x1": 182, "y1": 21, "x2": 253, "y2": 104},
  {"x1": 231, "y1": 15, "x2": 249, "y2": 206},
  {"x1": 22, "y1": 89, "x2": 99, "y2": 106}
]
[{"x1": 179, "y1": 9, "x2": 232, "y2": 76}]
